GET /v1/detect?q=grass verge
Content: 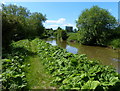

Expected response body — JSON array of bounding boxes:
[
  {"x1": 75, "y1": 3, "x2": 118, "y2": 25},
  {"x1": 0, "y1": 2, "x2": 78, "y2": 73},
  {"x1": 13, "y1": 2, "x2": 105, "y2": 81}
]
[{"x1": 25, "y1": 55, "x2": 55, "y2": 89}]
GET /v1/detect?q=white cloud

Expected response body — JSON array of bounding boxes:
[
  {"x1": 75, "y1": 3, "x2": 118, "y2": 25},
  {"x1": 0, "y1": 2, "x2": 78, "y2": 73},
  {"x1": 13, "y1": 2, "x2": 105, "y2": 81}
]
[
  {"x1": 45, "y1": 24, "x2": 60, "y2": 29},
  {"x1": 44, "y1": 18, "x2": 77, "y2": 30},
  {"x1": 1, "y1": 1, "x2": 6, "y2": 5},
  {"x1": 45, "y1": 23, "x2": 77, "y2": 30},
  {"x1": 49, "y1": 25, "x2": 60, "y2": 27},
  {"x1": 57, "y1": 18, "x2": 66, "y2": 23},
  {"x1": 75, "y1": 19, "x2": 78, "y2": 21},
  {"x1": 13, "y1": 3, "x2": 17, "y2": 5},
  {"x1": 63, "y1": 23, "x2": 74, "y2": 27},
  {"x1": 46, "y1": 20, "x2": 57, "y2": 23},
  {"x1": 108, "y1": 9, "x2": 112, "y2": 12},
  {"x1": 45, "y1": 18, "x2": 66, "y2": 24}
]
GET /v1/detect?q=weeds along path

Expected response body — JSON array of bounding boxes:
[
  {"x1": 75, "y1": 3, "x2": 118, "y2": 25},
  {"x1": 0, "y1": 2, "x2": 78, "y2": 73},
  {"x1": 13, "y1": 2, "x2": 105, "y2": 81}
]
[{"x1": 25, "y1": 55, "x2": 55, "y2": 89}]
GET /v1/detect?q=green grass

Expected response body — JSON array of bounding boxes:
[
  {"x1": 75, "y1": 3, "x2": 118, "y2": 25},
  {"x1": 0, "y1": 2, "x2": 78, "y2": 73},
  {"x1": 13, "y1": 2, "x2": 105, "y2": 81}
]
[{"x1": 25, "y1": 55, "x2": 55, "y2": 89}]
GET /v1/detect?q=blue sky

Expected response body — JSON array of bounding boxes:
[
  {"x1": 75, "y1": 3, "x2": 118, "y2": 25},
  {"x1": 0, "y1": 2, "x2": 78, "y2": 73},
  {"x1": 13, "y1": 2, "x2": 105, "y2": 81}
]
[{"x1": 4, "y1": 2, "x2": 118, "y2": 30}]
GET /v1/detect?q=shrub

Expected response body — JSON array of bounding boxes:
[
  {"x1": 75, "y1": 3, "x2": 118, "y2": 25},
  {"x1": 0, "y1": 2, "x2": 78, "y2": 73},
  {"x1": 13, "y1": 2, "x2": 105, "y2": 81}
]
[
  {"x1": 76, "y1": 6, "x2": 117, "y2": 46},
  {"x1": 67, "y1": 33, "x2": 79, "y2": 42},
  {"x1": 110, "y1": 39, "x2": 120, "y2": 49}
]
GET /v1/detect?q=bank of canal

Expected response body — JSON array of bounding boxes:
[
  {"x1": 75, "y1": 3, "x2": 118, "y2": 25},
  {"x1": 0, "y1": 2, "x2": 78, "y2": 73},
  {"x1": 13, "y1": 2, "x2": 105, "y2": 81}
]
[{"x1": 44, "y1": 38, "x2": 120, "y2": 73}]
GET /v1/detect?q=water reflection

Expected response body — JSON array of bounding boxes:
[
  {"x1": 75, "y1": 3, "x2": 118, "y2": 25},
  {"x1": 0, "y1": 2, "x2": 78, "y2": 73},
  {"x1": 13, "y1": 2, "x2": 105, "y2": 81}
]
[
  {"x1": 56, "y1": 40, "x2": 67, "y2": 49},
  {"x1": 44, "y1": 38, "x2": 120, "y2": 73},
  {"x1": 66, "y1": 45, "x2": 78, "y2": 54},
  {"x1": 46, "y1": 40, "x2": 56, "y2": 46}
]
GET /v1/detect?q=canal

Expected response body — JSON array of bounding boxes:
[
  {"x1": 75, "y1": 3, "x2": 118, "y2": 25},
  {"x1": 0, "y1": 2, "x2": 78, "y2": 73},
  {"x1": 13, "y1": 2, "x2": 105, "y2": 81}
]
[{"x1": 44, "y1": 38, "x2": 120, "y2": 73}]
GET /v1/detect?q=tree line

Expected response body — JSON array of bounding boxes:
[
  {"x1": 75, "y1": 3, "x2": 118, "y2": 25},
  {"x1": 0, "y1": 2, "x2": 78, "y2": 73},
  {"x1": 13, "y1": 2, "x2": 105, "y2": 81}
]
[
  {"x1": 2, "y1": 4, "x2": 120, "y2": 50},
  {"x1": 44, "y1": 6, "x2": 120, "y2": 48},
  {"x1": 2, "y1": 4, "x2": 46, "y2": 50},
  {"x1": 65, "y1": 6, "x2": 120, "y2": 48}
]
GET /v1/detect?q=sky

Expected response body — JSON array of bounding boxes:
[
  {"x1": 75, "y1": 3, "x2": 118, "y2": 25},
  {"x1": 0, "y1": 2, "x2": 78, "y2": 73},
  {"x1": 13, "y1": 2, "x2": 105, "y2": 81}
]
[
  {"x1": 1, "y1": 0, "x2": 120, "y2": 2},
  {"x1": 3, "y1": 2, "x2": 119, "y2": 30}
]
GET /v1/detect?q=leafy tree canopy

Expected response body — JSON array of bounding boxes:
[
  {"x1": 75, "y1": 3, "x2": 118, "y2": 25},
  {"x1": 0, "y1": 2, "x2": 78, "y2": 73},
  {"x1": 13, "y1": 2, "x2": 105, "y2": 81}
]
[
  {"x1": 2, "y1": 4, "x2": 46, "y2": 50},
  {"x1": 76, "y1": 6, "x2": 117, "y2": 46}
]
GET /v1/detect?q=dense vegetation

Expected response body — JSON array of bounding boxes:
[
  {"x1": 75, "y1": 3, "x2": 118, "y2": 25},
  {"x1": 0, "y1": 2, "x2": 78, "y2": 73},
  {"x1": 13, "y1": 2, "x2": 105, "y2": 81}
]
[
  {"x1": 2, "y1": 3, "x2": 120, "y2": 90},
  {"x1": 49, "y1": 27, "x2": 68, "y2": 41},
  {"x1": 48, "y1": 6, "x2": 120, "y2": 49},
  {"x1": 2, "y1": 47, "x2": 33, "y2": 90},
  {"x1": 56, "y1": 29, "x2": 68, "y2": 41},
  {"x1": 2, "y1": 4, "x2": 46, "y2": 50},
  {"x1": 65, "y1": 6, "x2": 120, "y2": 49},
  {"x1": 10, "y1": 38, "x2": 120, "y2": 90},
  {"x1": 76, "y1": 6, "x2": 119, "y2": 46},
  {"x1": 67, "y1": 33, "x2": 78, "y2": 42},
  {"x1": 2, "y1": 4, "x2": 47, "y2": 90}
]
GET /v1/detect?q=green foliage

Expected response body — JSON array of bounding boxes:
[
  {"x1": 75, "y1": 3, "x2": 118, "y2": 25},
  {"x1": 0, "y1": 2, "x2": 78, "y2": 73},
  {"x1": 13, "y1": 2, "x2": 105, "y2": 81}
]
[
  {"x1": 110, "y1": 39, "x2": 120, "y2": 49},
  {"x1": 56, "y1": 29, "x2": 68, "y2": 40},
  {"x1": 76, "y1": 6, "x2": 117, "y2": 46},
  {"x1": 29, "y1": 12, "x2": 46, "y2": 37},
  {"x1": 67, "y1": 33, "x2": 79, "y2": 42},
  {"x1": 2, "y1": 47, "x2": 35, "y2": 90},
  {"x1": 57, "y1": 27, "x2": 63, "y2": 30},
  {"x1": 52, "y1": 27, "x2": 68, "y2": 40},
  {"x1": 13, "y1": 38, "x2": 120, "y2": 90},
  {"x1": 44, "y1": 29, "x2": 55, "y2": 38},
  {"x1": 53, "y1": 30, "x2": 58, "y2": 37},
  {"x1": 109, "y1": 27, "x2": 120, "y2": 40},
  {"x1": 81, "y1": 80, "x2": 100, "y2": 89},
  {"x1": 2, "y1": 4, "x2": 46, "y2": 50}
]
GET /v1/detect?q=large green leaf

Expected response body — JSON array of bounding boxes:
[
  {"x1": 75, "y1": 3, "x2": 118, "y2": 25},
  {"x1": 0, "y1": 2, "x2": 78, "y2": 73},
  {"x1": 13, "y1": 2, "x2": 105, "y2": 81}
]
[{"x1": 81, "y1": 80, "x2": 100, "y2": 89}]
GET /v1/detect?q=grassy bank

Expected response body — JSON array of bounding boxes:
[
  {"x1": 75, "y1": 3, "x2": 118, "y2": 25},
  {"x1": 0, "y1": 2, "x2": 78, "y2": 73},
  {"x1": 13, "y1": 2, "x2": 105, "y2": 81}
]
[
  {"x1": 67, "y1": 33, "x2": 120, "y2": 49},
  {"x1": 2, "y1": 39, "x2": 55, "y2": 90},
  {"x1": 12, "y1": 38, "x2": 120, "y2": 90}
]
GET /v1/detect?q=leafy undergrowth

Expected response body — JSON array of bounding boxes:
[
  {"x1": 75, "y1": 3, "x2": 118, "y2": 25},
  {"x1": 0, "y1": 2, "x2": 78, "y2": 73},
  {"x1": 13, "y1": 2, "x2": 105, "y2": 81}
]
[
  {"x1": 25, "y1": 55, "x2": 56, "y2": 89},
  {"x1": 2, "y1": 47, "x2": 35, "y2": 90},
  {"x1": 12, "y1": 38, "x2": 120, "y2": 90},
  {"x1": 2, "y1": 39, "x2": 56, "y2": 90}
]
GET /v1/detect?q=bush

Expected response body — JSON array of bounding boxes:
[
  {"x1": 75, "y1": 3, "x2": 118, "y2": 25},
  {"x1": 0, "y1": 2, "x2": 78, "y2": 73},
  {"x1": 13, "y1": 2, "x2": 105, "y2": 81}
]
[
  {"x1": 67, "y1": 33, "x2": 79, "y2": 42},
  {"x1": 56, "y1": 29, "x2": 68, "y2": 40},
  {"x1": 76, "y1": 6, "x2": 117, "y2": 46},
  {"x1": 110, "y1": 39, "x2": 120, "y2": 49}
]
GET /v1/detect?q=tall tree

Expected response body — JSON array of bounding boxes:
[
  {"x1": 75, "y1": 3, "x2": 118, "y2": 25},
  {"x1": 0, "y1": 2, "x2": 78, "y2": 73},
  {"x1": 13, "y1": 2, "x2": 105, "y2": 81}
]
[
  {"x1": 76, "y1": 6, "x2": 117, "y2": 46},
  {"x1": 2, "y1": 4, "x2": 30, "y2": 49},
  {"x1": 2, "y1": 4, "x2": 46, "y2": 50},
  {"x1": 30, "y1": 12, "x2": 46, "y2": 37}
]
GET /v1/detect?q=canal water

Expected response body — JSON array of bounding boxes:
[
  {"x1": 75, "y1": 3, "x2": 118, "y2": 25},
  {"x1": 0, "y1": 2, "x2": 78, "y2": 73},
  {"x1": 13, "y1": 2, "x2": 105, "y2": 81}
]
[{"x1": 44, "y1": 38, "x2": 120, "y2": 73}]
